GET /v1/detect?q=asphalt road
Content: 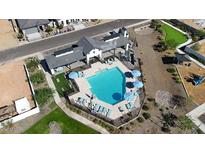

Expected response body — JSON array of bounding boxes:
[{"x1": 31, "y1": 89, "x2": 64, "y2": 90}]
[{"x1": 0, "y1": 19, "x2": 148, "y2": 63}]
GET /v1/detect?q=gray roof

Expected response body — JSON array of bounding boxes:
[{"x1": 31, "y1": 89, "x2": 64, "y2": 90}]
[
  {"x1": 16, "y1": 19, "x2": 50, "y2": 30},
  {"x1": 103, "y1": 33, "x2": 120, "y2": 41},
  {"x1": 176, "y1": 53, "x2": 191, "y2": 62},
  {"x1": 77, "y1": 37, "x2": 103, "y2": 55},
  {"x1": 45, "y1": 47, "x2": 85, "y2": 70},
  {"x1": 24, "y1": 27, "x2": 39, "y2": 35},
  {"x1": 78, "y1": 36, "x2": 128, "y2": 54},
  {"x1": 45, "y1": 32, "x2": 128, "y2": 70}
]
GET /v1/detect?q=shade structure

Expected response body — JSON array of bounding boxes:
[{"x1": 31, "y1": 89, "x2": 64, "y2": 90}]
[
  {"x1": 131, "y1": 70, "x2": 141, "y2": 77},
  {"x1": 133, "y1": 81, "x2": 144, "y2": 88},
  {"x1": 68, "y1": 71, "x2": 79, "y2": 79},
  {"x1": 124, "y1": 92, "x2": 134, "y2": 101}
]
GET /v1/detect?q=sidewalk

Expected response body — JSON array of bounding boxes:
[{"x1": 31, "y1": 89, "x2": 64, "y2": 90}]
[
  {"x1": 186, "y1": 103, "x2": 205, "y2": 133},
  {"x1": 44, "y1": 72, "x2": 109, "y2": 134}
]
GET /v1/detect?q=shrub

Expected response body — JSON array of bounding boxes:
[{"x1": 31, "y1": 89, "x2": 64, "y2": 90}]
[
  {"x1": 17, "y1": 32, "x2": 23, "y2": 39},
  {"x1": 161, "y1": 126, "x2": 170, "y2": 133},
  {"x1": 142, "y1": 105, "x2": 149, "y2": 111},
  {"x1": 153, "y1": 41, "x2": 168, "y2": 52},
  {"x1": 137, "y1": 117, "x2": 144, "y2": 123},
  {"x1": 196, "y1": 128, "x2": 204, "y2": 134},
  {"x1": 45, "y1": 25, "x2": 53, "y2": 33},
  {"x1": 154, "y1": 102, "x2": 159, "y2": 107},
  {"x1": 30, "y1": 71, "x2": 45, "y2": 85},
  {"x1": 147, "y1": 97, "x2": 155, "y2": 102},
  {"x1": 159, "y1": 108, "x2": 164, "y2": 112},
  {"x1": 161, "y1": 112, "x2": 177, "y2": 127},
  {"x1": 172, "y1": 73, "x2": 178, "y2": 77},
  {"x1": 34, "y1": 88, "x2": 53, "y2": 105},
  {"x1": 191, "y1": 43, "x2": 200, "y2": 51},
  {"x1": 57, "y1": 24, "x2": 64, "y2": 29},
  {"x1": 167, "y1": 68, "x2": 176, "y2": 73},
  {"x1": 26, "y1": 58, "x2": 39, "y2": 72},
  {"x1": 142, "y1": 112, "x2": 151, "y2": 120}
]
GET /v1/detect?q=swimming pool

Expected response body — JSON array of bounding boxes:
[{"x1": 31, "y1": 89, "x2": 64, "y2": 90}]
[{"x1": 87, "y1": 67, "x2": 126, "y2": 105}]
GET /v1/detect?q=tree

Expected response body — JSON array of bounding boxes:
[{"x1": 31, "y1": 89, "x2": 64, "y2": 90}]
[
  {"x1": 142, "y1": 112, "x2": 151, "y2": 119},
  {"x1": 161, "y1": 112, "x2": 177, "y2": 128}
]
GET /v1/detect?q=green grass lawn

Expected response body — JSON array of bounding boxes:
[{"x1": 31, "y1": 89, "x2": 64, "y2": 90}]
[
  {"x1": 25, "y1": 107, "x2": 99, "y2": 134},
  {"x1": 161, "y1": 23, "x2": 188, "y2": 48},
  {"x1": 52, "y1": 73, "x2": 73, "y2": 97}
]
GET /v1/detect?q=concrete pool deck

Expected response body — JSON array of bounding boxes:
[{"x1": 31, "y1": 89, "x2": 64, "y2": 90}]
[{"x1": 68, "y1": 59, "x2": 141, "y2": 120}]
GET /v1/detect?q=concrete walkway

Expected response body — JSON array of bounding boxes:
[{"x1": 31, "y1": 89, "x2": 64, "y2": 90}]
[
  {"x1": 44, "y1": 72, "x2": 109, "y2": 134},
  {"x1": 186, "y1": 103, "x2": 205, "y2": 133}
]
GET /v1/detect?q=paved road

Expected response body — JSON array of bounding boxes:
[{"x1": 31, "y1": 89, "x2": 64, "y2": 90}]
[{"x1": 0, "y1": 19, "x2": 148, "y2": 63}]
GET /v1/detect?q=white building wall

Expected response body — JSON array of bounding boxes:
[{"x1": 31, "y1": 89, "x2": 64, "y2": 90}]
[
  {"x1": 86, "y1": 49, "x2": 102, "y2": 64},
  {"x1": 0, "y1": 107, "x2": 40, "y2": 129}
]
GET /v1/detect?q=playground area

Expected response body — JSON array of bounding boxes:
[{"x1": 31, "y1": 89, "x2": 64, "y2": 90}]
[{"x1": 177, "y1": 62, "x2": 205, "y2": 104}]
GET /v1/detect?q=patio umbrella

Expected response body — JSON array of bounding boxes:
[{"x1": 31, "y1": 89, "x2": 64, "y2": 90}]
[
  {"x1": 131, "y1": 70, "x2": 141, "y2": 78},
  {"x1": 124, "y1": 92, "x2": 134, "y2": 101},
  {"x1": 133, "y1": 81, "x2": 144, "y2": 88},
  {"x1": 68, "y1": 71, "x2": 79, "y2": 79}
]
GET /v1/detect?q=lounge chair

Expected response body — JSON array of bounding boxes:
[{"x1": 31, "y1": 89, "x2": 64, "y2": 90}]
[
  {"x1": 108, "y1": 59, "x2": 113, "y2": 65},
  {"x1": 77, "y1": 97, "x2": 84, "y2": 106},
  {"x1": 118, "y1": 106, "x2": 124, "y2": 112},
  {"x1": 102, "y1": 108, "x2": 108, "y2": 116},
  {"x1": 106, "y1": 109, "x2": 112, "y2": 118},
  {"x1": 93, "y1": 104, "x2": 100, "y2": 113},
  {"x1": 98, "y1": 106, "x2": 105, "y2": 113},
  {"x1": 125, "y1": 102, "x2": 136, "y2": 110}
]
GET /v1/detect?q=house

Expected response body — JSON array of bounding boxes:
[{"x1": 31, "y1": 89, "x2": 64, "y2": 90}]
[
  {"x1": 16, "y1": 19, "x2": 51, "y2": 41},
  {"x1": 45, "y1": 27, "x2": 129, "y2": 75}
]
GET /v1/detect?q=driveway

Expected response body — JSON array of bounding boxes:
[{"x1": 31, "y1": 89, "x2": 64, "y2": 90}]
[{"x1": 134, "y1": 27, "x2": 186, "y2": 98}]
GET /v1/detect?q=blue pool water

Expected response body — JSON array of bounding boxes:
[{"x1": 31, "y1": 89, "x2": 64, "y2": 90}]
[{"x1": 87, "y1": 67, "x2": 126, "y2": 105}]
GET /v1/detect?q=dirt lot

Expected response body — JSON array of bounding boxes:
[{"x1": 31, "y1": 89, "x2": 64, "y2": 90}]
[
  {"x1": 0, "y1": 19, "x2": 18, "y2": 50},
  {"x1": 116, "y1": 27, "x2": 197, "y2": 134},
  {"x1": 133, "y1": 27, "x2": 186, "y2": 98},
  {"x1": 177, "y1": 62, "x2": 205, "y2": 105},
  {"x1": 0, "y1": 61, "x2": 34, "y2": 108},
  {"x1": 180, "y1": 19, "x2": 204, "y2": 30},
  {"x1": 195, "y1": 42, "x2": 205, "y2": 56}
]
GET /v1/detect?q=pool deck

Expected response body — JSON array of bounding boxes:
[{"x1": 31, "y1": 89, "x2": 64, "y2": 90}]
[{"x1": 68, "y1": 59, "x2": 141, "y2": 120}]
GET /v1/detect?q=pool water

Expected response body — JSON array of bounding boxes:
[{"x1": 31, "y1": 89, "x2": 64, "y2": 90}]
[{"x1": 87, "y1": 67, "x2": 126, "y2": 105}]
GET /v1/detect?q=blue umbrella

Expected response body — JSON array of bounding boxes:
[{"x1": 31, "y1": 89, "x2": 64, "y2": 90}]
[
  {"x1": 131, "y1": 70, "x2": 141, "y2": 78},
  {"x1": 133, "y1": 81, "x2": 143, "y2": 88},
  {"x1": 124, "y1": 92, "x2": 134, "y2": 101},
  {"x1": 68, "y1": 71, "x2": 79, "y2": 79}
]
